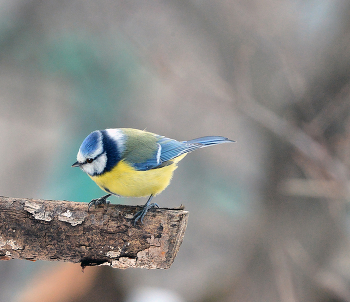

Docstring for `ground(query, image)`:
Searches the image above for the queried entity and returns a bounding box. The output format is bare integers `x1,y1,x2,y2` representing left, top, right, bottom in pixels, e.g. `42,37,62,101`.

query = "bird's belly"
90,159,181,197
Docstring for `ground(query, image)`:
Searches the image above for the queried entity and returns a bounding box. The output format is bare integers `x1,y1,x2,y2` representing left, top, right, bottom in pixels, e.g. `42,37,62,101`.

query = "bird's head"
72,130,107,176
72,129,124,176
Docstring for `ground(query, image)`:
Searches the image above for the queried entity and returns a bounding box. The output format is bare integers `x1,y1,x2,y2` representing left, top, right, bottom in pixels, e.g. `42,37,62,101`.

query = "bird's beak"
72,161,80,167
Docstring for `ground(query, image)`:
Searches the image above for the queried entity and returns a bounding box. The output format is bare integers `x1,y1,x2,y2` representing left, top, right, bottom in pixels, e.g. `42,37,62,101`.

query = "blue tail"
184,136,235,146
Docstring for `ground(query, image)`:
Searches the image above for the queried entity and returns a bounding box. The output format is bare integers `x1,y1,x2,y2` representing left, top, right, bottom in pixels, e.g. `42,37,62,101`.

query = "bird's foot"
133,203,159,225
88,194,112,212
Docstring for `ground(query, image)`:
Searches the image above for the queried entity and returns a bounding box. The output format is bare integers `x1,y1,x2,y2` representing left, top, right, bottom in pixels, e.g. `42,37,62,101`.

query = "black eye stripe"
84,152,105,164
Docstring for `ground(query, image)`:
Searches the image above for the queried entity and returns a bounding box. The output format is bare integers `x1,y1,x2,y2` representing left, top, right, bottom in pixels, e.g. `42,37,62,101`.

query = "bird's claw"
88,194,112,212
133,203,159,225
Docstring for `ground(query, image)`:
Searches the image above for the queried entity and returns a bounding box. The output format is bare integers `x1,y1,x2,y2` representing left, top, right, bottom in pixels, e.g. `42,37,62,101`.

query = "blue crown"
80,131,101,156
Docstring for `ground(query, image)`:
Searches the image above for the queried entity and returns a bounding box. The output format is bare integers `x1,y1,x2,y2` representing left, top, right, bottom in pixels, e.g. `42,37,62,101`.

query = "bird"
72,128,235,224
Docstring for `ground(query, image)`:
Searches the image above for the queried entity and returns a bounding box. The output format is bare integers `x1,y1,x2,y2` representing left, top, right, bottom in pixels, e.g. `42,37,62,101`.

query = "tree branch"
0,196,188,269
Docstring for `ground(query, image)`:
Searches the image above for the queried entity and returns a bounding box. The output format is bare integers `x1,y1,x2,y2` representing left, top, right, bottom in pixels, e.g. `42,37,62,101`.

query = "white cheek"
82,153,107,175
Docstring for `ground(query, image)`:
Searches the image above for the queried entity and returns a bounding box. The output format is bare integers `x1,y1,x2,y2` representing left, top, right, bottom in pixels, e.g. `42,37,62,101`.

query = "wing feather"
125,133,234,171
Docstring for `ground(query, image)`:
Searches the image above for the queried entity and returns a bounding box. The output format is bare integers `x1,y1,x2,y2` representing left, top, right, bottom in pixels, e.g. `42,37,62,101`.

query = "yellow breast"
90,154,186,197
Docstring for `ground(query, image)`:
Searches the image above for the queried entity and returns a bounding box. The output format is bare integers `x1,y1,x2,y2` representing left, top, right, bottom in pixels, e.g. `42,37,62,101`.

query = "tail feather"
184,136,235,146
155,135,235,166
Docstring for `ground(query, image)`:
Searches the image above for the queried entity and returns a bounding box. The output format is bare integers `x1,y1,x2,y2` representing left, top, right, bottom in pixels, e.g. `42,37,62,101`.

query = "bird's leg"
133,195,159,225
88,194,112,212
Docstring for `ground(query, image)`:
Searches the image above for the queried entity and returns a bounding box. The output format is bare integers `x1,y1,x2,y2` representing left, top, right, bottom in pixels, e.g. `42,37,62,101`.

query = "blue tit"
72,128,234,224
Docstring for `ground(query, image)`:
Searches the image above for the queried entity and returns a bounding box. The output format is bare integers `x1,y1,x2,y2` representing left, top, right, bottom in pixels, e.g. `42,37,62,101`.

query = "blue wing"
157,137,202,163
131,137,198,171
132,135,234,171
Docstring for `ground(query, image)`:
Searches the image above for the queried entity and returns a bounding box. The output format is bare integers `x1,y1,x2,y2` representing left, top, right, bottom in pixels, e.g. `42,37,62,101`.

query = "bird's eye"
86,158,93,163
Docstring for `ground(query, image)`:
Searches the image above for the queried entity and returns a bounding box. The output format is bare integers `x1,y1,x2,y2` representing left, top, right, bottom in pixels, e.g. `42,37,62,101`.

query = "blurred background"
1,0,350,301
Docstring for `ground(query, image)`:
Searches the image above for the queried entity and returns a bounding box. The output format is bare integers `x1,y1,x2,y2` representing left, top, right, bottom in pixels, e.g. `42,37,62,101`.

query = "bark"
0,196,188,269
